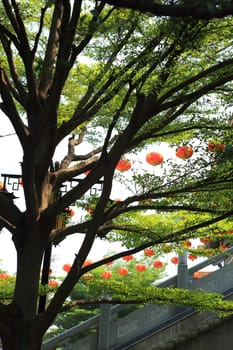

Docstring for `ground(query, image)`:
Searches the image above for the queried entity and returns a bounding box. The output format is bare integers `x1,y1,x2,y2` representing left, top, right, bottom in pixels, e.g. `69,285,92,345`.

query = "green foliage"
0,276,57,303
101,281,233,317
0,277,15,303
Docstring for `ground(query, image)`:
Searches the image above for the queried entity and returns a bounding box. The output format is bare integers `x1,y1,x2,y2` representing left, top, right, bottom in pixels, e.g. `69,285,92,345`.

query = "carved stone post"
98,302,112,350
177,252,188,289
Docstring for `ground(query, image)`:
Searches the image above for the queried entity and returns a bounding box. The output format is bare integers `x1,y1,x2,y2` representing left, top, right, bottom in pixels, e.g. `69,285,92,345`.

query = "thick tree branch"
59,134,85,169
0,68,28,148
0,34,27,107
31,6,47,59
0,23,21,52
2,1,42,125
101,0,233,20
54,155,99,187
38,1,63,99
47,0,81,116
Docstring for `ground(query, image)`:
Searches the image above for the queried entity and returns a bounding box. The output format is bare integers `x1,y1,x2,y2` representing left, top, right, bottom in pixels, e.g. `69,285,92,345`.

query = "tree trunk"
13,243,44,318
1,319,43,350
0,226,47,350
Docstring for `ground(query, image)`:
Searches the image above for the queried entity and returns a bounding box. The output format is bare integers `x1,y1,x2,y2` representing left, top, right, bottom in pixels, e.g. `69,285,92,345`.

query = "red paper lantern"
116,159,131,172
176,145,193,160
146,152,163,166
101,270,112,279
200,237,210,244
122,255,134,261
136,263,147,272
208,141,225,152
193,272,200,280
69,208,75,217
182,241,192,248
82,259,93,267
118,267,129,275
144,248,154,257
65,207,75,217
62,263,71,272
113,198,122,202
153,260,163,268
171,256,179,264
193,271,210,280
48,279,59,287
188,254,197,261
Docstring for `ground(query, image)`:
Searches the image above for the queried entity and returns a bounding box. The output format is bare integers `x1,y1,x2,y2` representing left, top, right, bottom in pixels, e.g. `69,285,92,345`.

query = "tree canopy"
0,1,233,349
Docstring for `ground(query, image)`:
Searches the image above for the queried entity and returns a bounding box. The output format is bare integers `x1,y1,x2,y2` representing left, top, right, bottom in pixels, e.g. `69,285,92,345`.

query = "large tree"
1,1,233,349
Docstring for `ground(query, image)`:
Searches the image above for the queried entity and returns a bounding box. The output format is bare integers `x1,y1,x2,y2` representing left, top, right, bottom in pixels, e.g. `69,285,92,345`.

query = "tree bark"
0,225,47,350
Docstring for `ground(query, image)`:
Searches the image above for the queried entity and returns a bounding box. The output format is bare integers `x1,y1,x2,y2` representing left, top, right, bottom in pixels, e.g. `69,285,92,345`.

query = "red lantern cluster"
118,267,129,275
176,145,193,160
116,159,132,172
136,263,147,272
101,270,112,279
153,260,163,268
146,152,163,166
